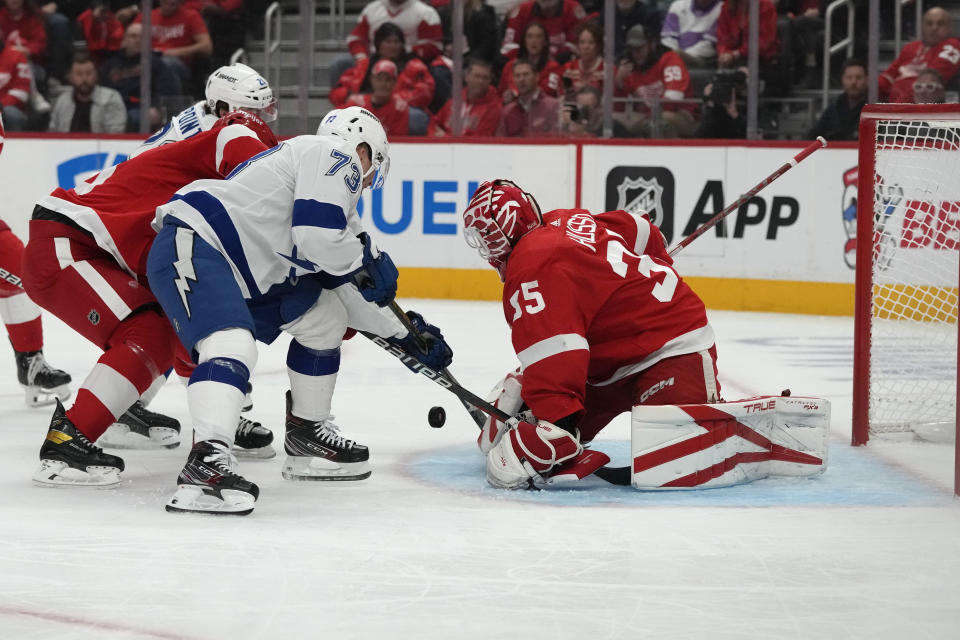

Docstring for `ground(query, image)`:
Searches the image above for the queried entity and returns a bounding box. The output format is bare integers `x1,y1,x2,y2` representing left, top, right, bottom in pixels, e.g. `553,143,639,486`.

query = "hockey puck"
428,406,446,428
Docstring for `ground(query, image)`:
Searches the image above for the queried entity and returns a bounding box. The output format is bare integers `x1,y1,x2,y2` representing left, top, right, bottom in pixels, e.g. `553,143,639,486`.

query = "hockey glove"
350,232,398,307
486,415,582,489
387,311,453,372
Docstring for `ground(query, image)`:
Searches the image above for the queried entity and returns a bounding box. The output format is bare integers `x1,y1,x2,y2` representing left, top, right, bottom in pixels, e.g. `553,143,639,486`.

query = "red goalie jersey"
502,208,715,424
36,123,268,277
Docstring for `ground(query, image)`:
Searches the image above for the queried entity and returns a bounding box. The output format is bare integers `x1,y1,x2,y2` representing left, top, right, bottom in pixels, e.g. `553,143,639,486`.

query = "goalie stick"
667,137,827,257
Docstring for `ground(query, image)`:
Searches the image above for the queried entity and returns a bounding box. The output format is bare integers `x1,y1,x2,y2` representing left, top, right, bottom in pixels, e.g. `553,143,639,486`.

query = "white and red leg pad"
486,419,582,489
478,369,524,454
630,396,829,489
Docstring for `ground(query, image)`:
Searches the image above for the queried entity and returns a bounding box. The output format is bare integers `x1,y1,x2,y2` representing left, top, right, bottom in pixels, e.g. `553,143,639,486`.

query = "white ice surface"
1,301,958,640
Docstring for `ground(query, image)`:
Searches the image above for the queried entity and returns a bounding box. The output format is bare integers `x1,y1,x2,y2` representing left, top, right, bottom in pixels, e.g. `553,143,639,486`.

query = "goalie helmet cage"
852,103,960,497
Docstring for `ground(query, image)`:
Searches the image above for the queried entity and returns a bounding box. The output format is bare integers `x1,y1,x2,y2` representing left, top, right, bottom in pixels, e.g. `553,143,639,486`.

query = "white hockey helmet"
205,63,278,122
317,106,390,190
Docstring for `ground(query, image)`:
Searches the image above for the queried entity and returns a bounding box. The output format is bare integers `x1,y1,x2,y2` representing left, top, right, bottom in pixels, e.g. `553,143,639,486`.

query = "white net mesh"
868,119,960,435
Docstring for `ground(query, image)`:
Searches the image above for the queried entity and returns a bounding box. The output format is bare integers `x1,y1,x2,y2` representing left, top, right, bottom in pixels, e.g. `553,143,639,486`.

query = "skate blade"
32,459,122,487
233,444,277,460
25,385,72,408
98,424,180,450
281,455,371,481
165,485,255,515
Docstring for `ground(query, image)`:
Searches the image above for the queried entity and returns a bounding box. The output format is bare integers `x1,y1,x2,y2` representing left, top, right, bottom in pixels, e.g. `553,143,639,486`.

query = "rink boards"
0,135,870,314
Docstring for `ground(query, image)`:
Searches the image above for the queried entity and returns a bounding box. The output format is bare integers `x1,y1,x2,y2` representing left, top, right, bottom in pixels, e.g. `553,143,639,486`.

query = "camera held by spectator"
707,68,747,107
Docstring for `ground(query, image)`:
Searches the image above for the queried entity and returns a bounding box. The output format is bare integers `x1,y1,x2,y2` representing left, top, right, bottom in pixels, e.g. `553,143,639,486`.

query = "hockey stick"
385,301,487,427
667,136,827,257
361,328,636,486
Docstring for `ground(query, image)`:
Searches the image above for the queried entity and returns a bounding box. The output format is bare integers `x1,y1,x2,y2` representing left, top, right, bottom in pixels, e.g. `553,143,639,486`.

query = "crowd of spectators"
333,0,960,140
0,0,248,133
1,0,958,138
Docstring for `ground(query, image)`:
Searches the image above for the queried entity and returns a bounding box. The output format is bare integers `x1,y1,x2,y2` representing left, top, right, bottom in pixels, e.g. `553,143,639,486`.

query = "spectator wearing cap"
614,23,695,138
561,20,604,100
912,67,947,104
499,22,562,103
716,0,780,69
331,21,435,134
807,57,865,141
660,0,722,68
602,0,661,59
345,58,412,136
497,57,559,136
880,7,960,103
48,56,126,133
431,57,502,136
501,0,587,62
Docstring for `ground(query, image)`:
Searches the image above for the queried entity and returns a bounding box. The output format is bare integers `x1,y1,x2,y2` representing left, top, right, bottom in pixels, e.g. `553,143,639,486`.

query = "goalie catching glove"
486,413,585,489
387,311,453,372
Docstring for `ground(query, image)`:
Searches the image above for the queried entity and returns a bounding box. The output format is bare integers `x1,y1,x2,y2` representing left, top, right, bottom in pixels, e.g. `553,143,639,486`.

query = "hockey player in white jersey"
146,107,453,515
131,62,277,158
101,62,278,455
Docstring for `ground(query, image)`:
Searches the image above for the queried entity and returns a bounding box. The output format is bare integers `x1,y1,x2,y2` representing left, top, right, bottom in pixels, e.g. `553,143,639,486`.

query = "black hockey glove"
350,232,398,307
388,311,453,372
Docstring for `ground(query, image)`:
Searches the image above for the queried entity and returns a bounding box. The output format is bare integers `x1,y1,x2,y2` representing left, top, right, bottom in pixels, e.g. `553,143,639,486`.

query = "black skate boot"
99,400,181,450
15,347,72,407
33,399,125,487
282,391,371,481
233,416,276,459
166,440,259,515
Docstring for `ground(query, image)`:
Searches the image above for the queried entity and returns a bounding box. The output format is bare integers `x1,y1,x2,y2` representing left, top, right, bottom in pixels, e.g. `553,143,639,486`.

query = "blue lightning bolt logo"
173,229,198,318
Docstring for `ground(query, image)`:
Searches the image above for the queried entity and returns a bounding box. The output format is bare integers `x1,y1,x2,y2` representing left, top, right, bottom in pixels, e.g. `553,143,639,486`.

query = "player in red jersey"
0,112,73,407
461,179,720,489
22,111,277,486
880,7,960,103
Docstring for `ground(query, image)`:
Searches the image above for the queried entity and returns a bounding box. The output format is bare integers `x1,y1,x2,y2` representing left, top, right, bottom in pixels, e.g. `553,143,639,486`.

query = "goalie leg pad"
630,396,829,489
486,419,582,489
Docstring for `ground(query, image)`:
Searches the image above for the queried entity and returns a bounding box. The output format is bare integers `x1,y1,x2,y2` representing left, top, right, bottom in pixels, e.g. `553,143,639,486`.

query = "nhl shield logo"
87,309,100,326
605,166,675,242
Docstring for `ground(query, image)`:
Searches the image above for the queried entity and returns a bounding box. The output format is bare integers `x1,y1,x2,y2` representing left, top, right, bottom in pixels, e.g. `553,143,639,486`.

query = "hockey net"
852,104,960,494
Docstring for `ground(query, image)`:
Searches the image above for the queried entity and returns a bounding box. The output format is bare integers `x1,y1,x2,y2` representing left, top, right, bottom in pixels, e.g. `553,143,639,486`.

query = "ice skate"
33,399,124,487
15,348,71,407
282,392,370,481
233,416,276,459
98,400,181,450
165,440,259,515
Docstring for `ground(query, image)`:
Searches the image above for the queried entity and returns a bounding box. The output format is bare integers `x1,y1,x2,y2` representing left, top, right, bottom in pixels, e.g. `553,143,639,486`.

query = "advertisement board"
1,135,868,313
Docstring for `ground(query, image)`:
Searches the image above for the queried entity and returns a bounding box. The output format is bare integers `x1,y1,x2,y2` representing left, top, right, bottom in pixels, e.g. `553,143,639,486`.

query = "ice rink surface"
1,301,958,639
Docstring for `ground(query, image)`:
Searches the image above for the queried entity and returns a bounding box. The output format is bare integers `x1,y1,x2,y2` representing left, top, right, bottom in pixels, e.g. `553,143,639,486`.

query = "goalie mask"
205,63,278,123
214,110,279,148
462,180,543,280
317,107,391,190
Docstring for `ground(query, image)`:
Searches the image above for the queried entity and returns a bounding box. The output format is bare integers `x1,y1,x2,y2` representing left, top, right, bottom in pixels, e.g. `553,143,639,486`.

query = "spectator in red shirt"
0,25,31,129
500,22,562,103
331,22,434,134
613,23,695,138
560,19,604,101
880,7,960,103
345,59,412,136
181,0,245,68
501,0,587,62
715,0,780,69
140,0,213,91
76,2,125,67
430,57,502,136
497,57,560,136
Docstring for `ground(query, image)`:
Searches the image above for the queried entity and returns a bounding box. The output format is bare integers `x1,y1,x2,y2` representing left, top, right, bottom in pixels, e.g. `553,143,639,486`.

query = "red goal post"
852,104,960,496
